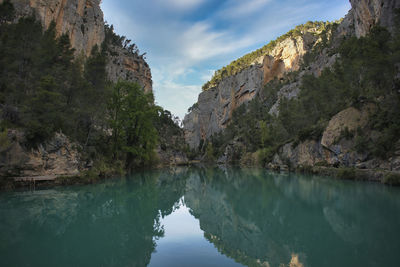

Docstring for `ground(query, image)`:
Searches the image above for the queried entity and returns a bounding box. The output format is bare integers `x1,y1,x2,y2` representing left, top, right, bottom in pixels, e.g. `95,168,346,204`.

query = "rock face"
3,0,105,56
184,0,400,152
184,34,317,149
0,130,82,178
269,105,400,172
106,45,153,94
350,0,400,37
3,0,153,92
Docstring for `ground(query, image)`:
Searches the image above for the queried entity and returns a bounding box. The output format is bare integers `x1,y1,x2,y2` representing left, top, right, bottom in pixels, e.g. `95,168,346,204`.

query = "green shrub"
382,173,400,186
0,129,10,151
314,160,330,167
336,168,356,180
257,147,277,166
296,165,314,174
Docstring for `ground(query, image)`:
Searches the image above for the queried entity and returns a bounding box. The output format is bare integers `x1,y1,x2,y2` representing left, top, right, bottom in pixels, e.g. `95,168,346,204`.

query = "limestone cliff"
2,0,153,92
184,0,399,151
0,130,83,179
184,32,319,149
106,45,153,94
350,0,400,37
2,0,104,56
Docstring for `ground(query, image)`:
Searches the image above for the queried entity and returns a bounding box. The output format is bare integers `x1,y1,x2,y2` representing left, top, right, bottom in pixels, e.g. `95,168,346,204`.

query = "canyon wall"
2,0,104,56
183,0,399,150
350,0,400,37
183,31,320,149
1,0,153,92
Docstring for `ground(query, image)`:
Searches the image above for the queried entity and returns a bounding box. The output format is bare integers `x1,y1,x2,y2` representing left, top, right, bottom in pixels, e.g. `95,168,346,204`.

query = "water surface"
0,167,399,266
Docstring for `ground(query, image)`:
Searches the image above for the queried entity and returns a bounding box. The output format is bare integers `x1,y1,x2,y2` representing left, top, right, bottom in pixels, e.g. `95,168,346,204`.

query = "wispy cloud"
219,0,273,18
160,0,207,10
101,0,351,120
180,22,254,62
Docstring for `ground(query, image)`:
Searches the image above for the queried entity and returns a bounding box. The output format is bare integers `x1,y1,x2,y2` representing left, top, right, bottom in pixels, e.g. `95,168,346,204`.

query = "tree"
0,0,14,24
109,81,159,170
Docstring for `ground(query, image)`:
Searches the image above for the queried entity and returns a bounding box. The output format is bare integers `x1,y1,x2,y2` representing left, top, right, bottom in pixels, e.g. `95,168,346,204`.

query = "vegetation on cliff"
205,24,400,166
0,1,182,178
202,21,340,91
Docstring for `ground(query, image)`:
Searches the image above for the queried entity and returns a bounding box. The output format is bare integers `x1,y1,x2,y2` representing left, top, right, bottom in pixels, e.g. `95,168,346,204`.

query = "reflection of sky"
149,198,243,266
101,0,351,120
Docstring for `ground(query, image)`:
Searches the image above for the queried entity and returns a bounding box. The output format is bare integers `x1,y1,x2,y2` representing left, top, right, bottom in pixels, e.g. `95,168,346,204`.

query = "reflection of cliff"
0,168,189,267
184,168,400,267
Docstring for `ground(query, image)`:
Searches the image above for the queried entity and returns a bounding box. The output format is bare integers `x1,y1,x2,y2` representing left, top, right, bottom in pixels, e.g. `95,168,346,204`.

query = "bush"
336,167,356,180
257,147,277,166
382,172,400,186
0,128,10,151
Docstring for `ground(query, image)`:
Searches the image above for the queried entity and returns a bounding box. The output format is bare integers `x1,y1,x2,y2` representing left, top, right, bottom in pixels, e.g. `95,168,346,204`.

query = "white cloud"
219,0,273,18
102,0,351,119
157,0,206,11
180,22,254,63
153,76,201,120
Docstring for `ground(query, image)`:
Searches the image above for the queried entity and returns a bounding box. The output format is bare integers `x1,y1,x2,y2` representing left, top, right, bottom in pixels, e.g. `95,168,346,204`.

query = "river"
0,167,399,266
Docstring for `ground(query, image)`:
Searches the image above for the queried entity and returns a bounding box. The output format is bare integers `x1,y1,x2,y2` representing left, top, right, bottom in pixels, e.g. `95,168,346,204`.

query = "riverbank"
2,161,400,191
269,165,400,186
0,160,194,191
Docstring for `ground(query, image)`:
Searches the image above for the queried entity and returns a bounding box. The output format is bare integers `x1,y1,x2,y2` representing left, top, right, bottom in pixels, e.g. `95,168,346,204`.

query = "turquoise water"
0,167,399,267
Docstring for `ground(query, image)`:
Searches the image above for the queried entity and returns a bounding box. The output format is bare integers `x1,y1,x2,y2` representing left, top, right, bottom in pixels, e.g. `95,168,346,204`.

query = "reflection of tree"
0,168,189,267
1,167,399,266
185,167,400,267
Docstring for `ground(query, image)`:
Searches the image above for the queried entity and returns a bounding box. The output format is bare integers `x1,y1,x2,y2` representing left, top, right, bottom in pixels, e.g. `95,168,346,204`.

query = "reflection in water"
184,167,400,267
0,168,188,267
0,167,399,267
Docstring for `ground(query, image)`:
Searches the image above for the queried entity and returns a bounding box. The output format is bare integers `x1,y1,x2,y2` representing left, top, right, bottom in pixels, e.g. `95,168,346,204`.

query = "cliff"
183,0,400,177
184,0,400,150
1,0,104,56
1,0,153,92
350,0,400,37
183,29,321,148
0,0,162,183
106,45,153,94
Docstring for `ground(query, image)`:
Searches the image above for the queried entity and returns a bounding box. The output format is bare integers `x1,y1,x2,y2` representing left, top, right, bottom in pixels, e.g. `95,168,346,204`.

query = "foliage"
0,4,184,175
0,0,14,24
382,172,400,186
108,81,159,170
0,128,10,151
336,168,356,180
202,21,340,91
205,142,215,162
207,24,400,164
155,109,186,153
104,23,139,54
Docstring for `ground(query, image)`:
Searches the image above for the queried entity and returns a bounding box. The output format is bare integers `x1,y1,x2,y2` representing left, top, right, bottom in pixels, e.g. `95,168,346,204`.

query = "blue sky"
101,0,351,120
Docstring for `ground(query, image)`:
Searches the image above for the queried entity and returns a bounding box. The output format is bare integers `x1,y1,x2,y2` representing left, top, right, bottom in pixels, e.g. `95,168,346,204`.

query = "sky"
101,0,351,120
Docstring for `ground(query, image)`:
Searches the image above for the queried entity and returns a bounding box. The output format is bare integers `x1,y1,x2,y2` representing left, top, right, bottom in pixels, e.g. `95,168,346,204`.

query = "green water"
0,168,399,267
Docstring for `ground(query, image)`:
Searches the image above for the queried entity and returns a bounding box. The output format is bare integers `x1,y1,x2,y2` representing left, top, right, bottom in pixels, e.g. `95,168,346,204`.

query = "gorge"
0,0,399,266
183,0,400,184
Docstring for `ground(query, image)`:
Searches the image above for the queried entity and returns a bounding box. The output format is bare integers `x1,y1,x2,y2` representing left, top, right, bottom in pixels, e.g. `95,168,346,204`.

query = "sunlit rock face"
2,0,105,56
183,34,317,149
183,0,400,150
2,0,153,93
